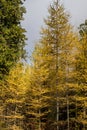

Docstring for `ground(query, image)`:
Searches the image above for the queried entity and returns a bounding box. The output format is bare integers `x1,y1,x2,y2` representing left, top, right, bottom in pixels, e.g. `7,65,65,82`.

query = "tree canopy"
0,0,87,130
0,0,26,79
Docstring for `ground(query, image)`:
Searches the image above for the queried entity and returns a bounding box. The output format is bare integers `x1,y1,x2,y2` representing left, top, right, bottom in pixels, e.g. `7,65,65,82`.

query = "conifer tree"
24,48,50,130
29,0,79,129
75,20,87,129
0,0,26,79
0,64,28,130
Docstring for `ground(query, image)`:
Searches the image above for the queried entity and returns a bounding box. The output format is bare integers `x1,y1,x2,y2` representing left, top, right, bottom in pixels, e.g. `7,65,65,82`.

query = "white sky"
22,0,87,61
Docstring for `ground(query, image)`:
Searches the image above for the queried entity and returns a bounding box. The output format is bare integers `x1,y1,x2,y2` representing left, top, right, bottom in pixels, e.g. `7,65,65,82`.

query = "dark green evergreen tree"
0,0,26,79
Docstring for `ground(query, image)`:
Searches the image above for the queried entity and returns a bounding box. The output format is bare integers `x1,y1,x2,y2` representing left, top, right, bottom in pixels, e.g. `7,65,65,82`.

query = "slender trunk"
67,95,69,130
83,100,86,130
56,46,59,130
14,105,17,126
65,61,69,130
75,98,78,130
55,1,60,129
39,109,41,130
56,96,59,130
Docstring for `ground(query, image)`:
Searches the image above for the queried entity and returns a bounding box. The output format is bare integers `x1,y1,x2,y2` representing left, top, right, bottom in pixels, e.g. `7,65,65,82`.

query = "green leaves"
0,0,26,79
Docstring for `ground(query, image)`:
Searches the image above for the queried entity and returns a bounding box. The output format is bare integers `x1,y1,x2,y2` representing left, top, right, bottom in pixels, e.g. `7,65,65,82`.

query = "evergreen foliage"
0,0,26,79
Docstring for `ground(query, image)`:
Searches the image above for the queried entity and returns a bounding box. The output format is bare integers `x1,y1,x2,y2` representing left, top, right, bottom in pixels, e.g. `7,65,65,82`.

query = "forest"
0,0,87,130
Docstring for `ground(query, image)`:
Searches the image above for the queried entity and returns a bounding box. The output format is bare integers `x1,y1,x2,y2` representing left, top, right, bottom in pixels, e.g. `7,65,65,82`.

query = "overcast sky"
22,0,87,60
